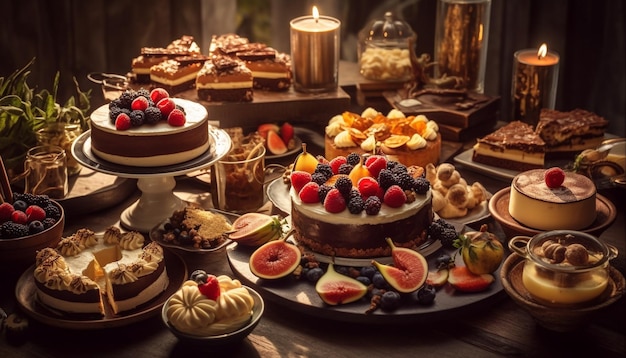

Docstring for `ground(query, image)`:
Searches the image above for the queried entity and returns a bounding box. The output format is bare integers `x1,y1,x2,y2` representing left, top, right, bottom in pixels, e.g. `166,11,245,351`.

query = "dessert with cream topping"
33,227,169,315
508,168,597,231
325,108,441,168
165,271,254,336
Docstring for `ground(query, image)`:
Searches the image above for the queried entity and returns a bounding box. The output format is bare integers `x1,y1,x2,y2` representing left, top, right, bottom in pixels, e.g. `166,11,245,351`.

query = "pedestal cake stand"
71,127,232,232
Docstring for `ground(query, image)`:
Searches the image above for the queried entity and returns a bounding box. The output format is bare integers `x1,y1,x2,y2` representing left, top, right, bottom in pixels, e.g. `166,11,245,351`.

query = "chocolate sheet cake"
536,109,609,153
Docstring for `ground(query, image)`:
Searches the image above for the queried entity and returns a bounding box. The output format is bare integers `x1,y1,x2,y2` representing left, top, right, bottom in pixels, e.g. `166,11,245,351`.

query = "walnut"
551,245,566,263
565,243,589,266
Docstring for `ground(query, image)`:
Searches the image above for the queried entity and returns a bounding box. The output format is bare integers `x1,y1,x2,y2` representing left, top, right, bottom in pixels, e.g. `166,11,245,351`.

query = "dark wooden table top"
1,118,624,358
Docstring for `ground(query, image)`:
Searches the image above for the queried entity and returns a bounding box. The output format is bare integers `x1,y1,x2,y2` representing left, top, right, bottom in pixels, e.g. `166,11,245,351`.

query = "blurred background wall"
1,0,624,136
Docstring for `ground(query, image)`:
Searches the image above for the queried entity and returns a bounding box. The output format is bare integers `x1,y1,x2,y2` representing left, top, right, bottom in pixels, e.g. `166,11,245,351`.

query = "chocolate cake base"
197,88,253,102
472,152,543,172
253,77,291,91
152,80,196,95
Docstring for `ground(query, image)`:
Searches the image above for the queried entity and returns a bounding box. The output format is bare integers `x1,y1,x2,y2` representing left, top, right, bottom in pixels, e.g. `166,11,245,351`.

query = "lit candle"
511,43,560,126
290,6,341,93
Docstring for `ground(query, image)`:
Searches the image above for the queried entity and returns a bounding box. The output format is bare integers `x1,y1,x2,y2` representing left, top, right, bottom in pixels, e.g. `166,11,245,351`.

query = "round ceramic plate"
266,135,302,160
149,208,238,254
162,286,264,346
15,249,187,330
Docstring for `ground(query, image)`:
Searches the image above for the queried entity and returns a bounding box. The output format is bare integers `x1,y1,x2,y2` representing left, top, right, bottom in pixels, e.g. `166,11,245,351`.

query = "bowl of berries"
0,193,65,273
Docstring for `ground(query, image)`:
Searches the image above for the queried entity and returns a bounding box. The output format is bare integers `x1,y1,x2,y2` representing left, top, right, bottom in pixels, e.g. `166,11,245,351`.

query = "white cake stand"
71,127,232,232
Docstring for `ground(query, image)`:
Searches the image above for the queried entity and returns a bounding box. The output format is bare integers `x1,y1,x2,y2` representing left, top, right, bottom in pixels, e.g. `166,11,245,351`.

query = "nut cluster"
540,236,590,265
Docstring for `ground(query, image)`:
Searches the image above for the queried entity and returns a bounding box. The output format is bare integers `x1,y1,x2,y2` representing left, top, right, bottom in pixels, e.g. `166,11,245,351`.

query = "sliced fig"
267,129,287,155
249,239,301,279
372,237,428,293
315,263,367,305
426,268,449,288
257,123,280,140
447,266,494,292
230,213,282,246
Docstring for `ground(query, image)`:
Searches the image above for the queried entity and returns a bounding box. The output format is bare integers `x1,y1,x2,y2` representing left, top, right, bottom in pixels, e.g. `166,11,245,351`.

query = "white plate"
453,148,518,181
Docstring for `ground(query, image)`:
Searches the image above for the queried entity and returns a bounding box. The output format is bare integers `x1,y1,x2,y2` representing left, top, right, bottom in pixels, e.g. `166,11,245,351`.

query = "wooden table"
1,123,624,358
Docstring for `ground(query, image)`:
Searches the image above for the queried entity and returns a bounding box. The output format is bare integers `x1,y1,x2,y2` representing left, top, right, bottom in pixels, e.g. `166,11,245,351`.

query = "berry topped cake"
325,108,441,168
289,152,433,258
90,87,210,167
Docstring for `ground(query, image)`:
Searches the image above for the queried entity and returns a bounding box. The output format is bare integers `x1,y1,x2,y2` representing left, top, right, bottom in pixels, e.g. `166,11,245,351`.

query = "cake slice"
131,35,201,83
150,56,208,94
472,121,545,171
243,50,292,91
196,55,253,102
536,108,609,154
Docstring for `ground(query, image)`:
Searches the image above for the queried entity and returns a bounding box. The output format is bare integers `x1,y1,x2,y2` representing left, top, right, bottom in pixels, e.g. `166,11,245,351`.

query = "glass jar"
509,230,618,306
358,11,417,82
36,123,83,176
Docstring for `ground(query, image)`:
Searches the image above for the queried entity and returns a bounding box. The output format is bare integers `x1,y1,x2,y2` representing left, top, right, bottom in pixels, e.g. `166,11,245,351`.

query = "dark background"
1,0,624,136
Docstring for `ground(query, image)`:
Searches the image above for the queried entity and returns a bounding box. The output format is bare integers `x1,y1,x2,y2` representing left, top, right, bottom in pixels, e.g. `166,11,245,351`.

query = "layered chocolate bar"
536,108,609,154
150,56,208,94
131,35,201,83
196,55,253,102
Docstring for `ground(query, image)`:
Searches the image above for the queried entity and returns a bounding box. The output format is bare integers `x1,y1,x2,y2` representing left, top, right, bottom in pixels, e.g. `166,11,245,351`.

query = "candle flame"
537,43,548,60
312,6,319,22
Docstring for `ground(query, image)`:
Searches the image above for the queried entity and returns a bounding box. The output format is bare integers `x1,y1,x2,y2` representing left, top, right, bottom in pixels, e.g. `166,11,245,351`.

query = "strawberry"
357,176,380,198
131,96,149,111
115,113,131,131
329,156,347,175
25,205,46,223
544,167,565,188
447,266,495,292
157,97,176,117
280,122,295,144
0,202,15,222
197,274,220,300
167,109,186,126
11,210,28,225
290,171,312,193
383,185,406,208
150,88,169,104
323,188,346,213
299,182,320,203
365,155,387,178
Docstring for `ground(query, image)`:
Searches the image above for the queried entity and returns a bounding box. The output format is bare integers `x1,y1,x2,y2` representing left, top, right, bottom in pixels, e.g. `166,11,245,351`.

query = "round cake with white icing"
508,169,597,230
89,98,209,167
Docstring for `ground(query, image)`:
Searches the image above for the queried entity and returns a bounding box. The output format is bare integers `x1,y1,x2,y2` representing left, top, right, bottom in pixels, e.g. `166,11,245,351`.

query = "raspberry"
25,205,46,222
329,156,347,175
0,202,15,222
144,106,162,124
197,275,220,300
157,97,176,117
167,109,186,126
131,96,149,111
299,182,320,203
365,155,387,178
364,196,382,215
357,177,380,198
150,88,169,104
544,167,565,188
383,185,406,208
115,113,131,130
11,210,28,224
323,188,346,213
290,171,312,193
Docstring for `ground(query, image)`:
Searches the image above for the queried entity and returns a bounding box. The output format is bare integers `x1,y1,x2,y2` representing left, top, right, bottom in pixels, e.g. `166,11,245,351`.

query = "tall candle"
511,44,560,126
290,7,341,93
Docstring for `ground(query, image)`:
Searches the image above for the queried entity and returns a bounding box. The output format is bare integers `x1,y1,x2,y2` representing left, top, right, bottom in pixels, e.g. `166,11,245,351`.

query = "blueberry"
190,269,208,283
435,253,452,268
417,284,437,305
359,265,377,279
306,267,324,283
356,276,371,286
372,272,390,289
28,220,45,234
334,265,350,276
13,200,27,212
379,291,402,311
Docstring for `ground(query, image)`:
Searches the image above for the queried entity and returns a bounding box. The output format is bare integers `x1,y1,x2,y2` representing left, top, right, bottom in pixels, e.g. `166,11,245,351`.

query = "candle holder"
511,47,560,126
434,0,491,93
290,11,341,93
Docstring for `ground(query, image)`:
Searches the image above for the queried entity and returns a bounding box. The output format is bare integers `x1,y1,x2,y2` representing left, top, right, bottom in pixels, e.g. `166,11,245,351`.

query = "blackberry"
314,163,333,181
13,193,49,207
144,106,162,124
337,163,353,175
129,110,145,127
377,169,396,190
0,222,30,239
347,194,364,214
311,172,327,185
109,98,122,110
334,176,352,197
435,218,456,231
42,217,57,229
136,88,151,99
117,90,135,109
318,184,333,202
390,163,408,175
395,172,415,191
44,204,61,220
439,228,459,249
109,106,130,123
346,153,361,166
364,196,382,215
413,177,430,194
